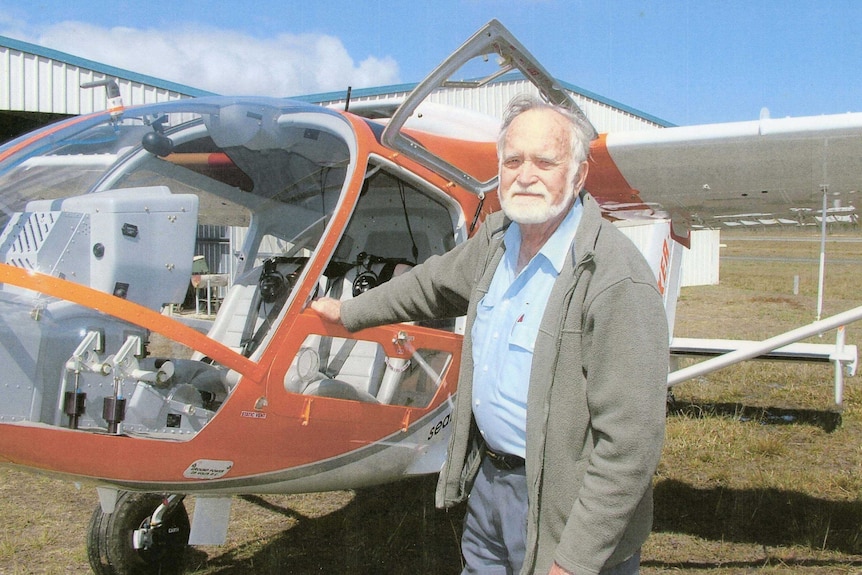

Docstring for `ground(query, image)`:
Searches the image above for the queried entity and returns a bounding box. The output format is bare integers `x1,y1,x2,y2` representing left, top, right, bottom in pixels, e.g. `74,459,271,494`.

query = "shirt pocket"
509,315,540,353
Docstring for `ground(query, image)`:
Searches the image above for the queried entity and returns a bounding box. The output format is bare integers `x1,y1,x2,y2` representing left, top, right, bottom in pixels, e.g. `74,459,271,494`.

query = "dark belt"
485,447,525,471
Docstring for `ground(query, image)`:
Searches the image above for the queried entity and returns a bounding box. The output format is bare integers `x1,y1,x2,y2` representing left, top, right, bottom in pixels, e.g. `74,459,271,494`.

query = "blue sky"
1,0,860,126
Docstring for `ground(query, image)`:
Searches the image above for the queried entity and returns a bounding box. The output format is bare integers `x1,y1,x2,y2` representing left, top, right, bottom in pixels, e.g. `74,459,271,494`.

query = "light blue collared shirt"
471,200,582,458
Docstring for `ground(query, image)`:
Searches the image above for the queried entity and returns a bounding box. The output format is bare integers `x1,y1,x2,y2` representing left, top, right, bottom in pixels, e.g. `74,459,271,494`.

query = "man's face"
498,108,580,225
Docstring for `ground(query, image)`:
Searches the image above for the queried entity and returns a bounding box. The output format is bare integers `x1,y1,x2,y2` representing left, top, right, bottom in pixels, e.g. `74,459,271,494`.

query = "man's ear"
574,160,589,191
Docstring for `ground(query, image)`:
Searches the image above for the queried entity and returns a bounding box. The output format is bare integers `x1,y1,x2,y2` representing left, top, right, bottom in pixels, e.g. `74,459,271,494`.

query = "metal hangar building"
0,34,726,289
0,34,670,144
0,34,719,287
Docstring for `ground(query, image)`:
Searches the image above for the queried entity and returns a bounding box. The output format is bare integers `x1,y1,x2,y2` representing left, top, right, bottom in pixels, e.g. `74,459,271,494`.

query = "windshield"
0,98,355,277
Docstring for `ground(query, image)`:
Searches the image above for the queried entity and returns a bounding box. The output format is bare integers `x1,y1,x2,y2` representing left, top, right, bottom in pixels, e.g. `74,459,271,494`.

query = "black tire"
86,491,190,575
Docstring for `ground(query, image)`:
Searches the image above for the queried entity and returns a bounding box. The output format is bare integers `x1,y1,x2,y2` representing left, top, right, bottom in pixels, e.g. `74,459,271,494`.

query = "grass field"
1,228,860,574
646,228,862,574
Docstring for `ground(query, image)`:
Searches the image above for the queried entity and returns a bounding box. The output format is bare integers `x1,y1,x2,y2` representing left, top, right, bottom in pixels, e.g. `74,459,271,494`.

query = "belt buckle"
485,448,522,471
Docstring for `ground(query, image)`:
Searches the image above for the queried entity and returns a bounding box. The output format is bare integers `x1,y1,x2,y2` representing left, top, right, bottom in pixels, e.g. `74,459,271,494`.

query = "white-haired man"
312,94,668,575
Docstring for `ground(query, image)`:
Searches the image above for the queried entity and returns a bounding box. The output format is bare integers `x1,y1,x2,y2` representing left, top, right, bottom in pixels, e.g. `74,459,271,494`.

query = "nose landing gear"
87,491,190,575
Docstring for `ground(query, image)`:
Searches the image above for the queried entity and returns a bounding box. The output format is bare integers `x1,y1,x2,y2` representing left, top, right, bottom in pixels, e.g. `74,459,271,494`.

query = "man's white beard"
500,187,573,225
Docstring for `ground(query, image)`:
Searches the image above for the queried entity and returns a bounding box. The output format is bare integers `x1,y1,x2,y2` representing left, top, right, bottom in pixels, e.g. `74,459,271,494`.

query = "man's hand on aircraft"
310,297,343,324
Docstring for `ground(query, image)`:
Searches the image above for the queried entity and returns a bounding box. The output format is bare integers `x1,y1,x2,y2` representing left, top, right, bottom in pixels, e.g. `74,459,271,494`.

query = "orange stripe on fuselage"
0,264,262,380
587,134,643,206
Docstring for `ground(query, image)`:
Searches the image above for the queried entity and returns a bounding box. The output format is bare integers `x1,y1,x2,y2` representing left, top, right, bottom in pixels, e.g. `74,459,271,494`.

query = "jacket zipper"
525,249,594,573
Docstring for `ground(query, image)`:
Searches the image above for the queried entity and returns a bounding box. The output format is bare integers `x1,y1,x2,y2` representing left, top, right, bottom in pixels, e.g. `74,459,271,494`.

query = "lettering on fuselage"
657,236,671,296
183,459,234,480
427,412,452,441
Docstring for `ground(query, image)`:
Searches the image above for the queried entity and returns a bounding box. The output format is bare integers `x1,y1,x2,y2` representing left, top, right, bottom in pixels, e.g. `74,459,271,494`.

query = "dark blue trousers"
460,457,641,574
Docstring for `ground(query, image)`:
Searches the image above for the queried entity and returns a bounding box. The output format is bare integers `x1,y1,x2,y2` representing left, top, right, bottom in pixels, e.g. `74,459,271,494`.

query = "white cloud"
7,21,400,96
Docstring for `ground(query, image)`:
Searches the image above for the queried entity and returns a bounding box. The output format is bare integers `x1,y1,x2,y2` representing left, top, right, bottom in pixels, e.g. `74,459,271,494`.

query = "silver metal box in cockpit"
0,186,199,310
0,186,199,425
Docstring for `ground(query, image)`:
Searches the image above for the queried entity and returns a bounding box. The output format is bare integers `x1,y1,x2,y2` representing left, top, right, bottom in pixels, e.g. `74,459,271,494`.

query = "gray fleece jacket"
341,191,668,575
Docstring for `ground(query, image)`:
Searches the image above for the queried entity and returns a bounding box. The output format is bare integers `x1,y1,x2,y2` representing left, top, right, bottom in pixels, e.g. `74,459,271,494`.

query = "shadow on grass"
643,557,862,571
652,479,862,556
182,421,854,573
667,398,843,432
186,475,466,575
186,475,862,574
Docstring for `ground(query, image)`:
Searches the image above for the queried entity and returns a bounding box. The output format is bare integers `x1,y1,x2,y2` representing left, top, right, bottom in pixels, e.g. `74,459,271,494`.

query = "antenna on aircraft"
81,79,124,121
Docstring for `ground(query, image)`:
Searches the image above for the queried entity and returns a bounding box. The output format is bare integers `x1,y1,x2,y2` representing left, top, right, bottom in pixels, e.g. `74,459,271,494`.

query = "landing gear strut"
87,491,190,575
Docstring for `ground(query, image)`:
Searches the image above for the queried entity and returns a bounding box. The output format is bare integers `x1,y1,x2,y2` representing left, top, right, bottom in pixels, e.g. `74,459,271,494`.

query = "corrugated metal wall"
681,229,720,286
620,225,720,288
196,225,232,274
427,79,665,133
314,78,665,134
0,39,199,115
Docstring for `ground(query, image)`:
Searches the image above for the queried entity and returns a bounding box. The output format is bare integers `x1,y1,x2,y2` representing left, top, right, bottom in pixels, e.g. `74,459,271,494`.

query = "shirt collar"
504,196,583,274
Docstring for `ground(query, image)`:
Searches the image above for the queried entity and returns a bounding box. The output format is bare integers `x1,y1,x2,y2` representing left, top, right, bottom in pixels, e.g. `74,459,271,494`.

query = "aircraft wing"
592,112,862,228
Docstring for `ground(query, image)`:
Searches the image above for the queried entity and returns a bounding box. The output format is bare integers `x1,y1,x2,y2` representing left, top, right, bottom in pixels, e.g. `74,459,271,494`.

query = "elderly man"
312,94,668,575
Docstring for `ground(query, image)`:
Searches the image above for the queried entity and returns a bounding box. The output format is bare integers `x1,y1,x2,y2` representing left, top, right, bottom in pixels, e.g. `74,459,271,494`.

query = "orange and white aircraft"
0,19,858,574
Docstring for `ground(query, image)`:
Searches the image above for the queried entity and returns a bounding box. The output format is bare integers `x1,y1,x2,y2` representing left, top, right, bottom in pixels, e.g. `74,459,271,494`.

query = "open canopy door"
381,19,597,197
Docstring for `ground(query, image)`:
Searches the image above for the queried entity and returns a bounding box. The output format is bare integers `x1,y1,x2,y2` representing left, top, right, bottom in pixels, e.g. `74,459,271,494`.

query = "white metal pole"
835,325,846,406
817,185,828,322
668,305,862,388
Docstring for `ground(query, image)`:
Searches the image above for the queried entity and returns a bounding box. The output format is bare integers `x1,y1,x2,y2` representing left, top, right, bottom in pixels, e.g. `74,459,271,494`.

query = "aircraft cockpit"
0,96,460,439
